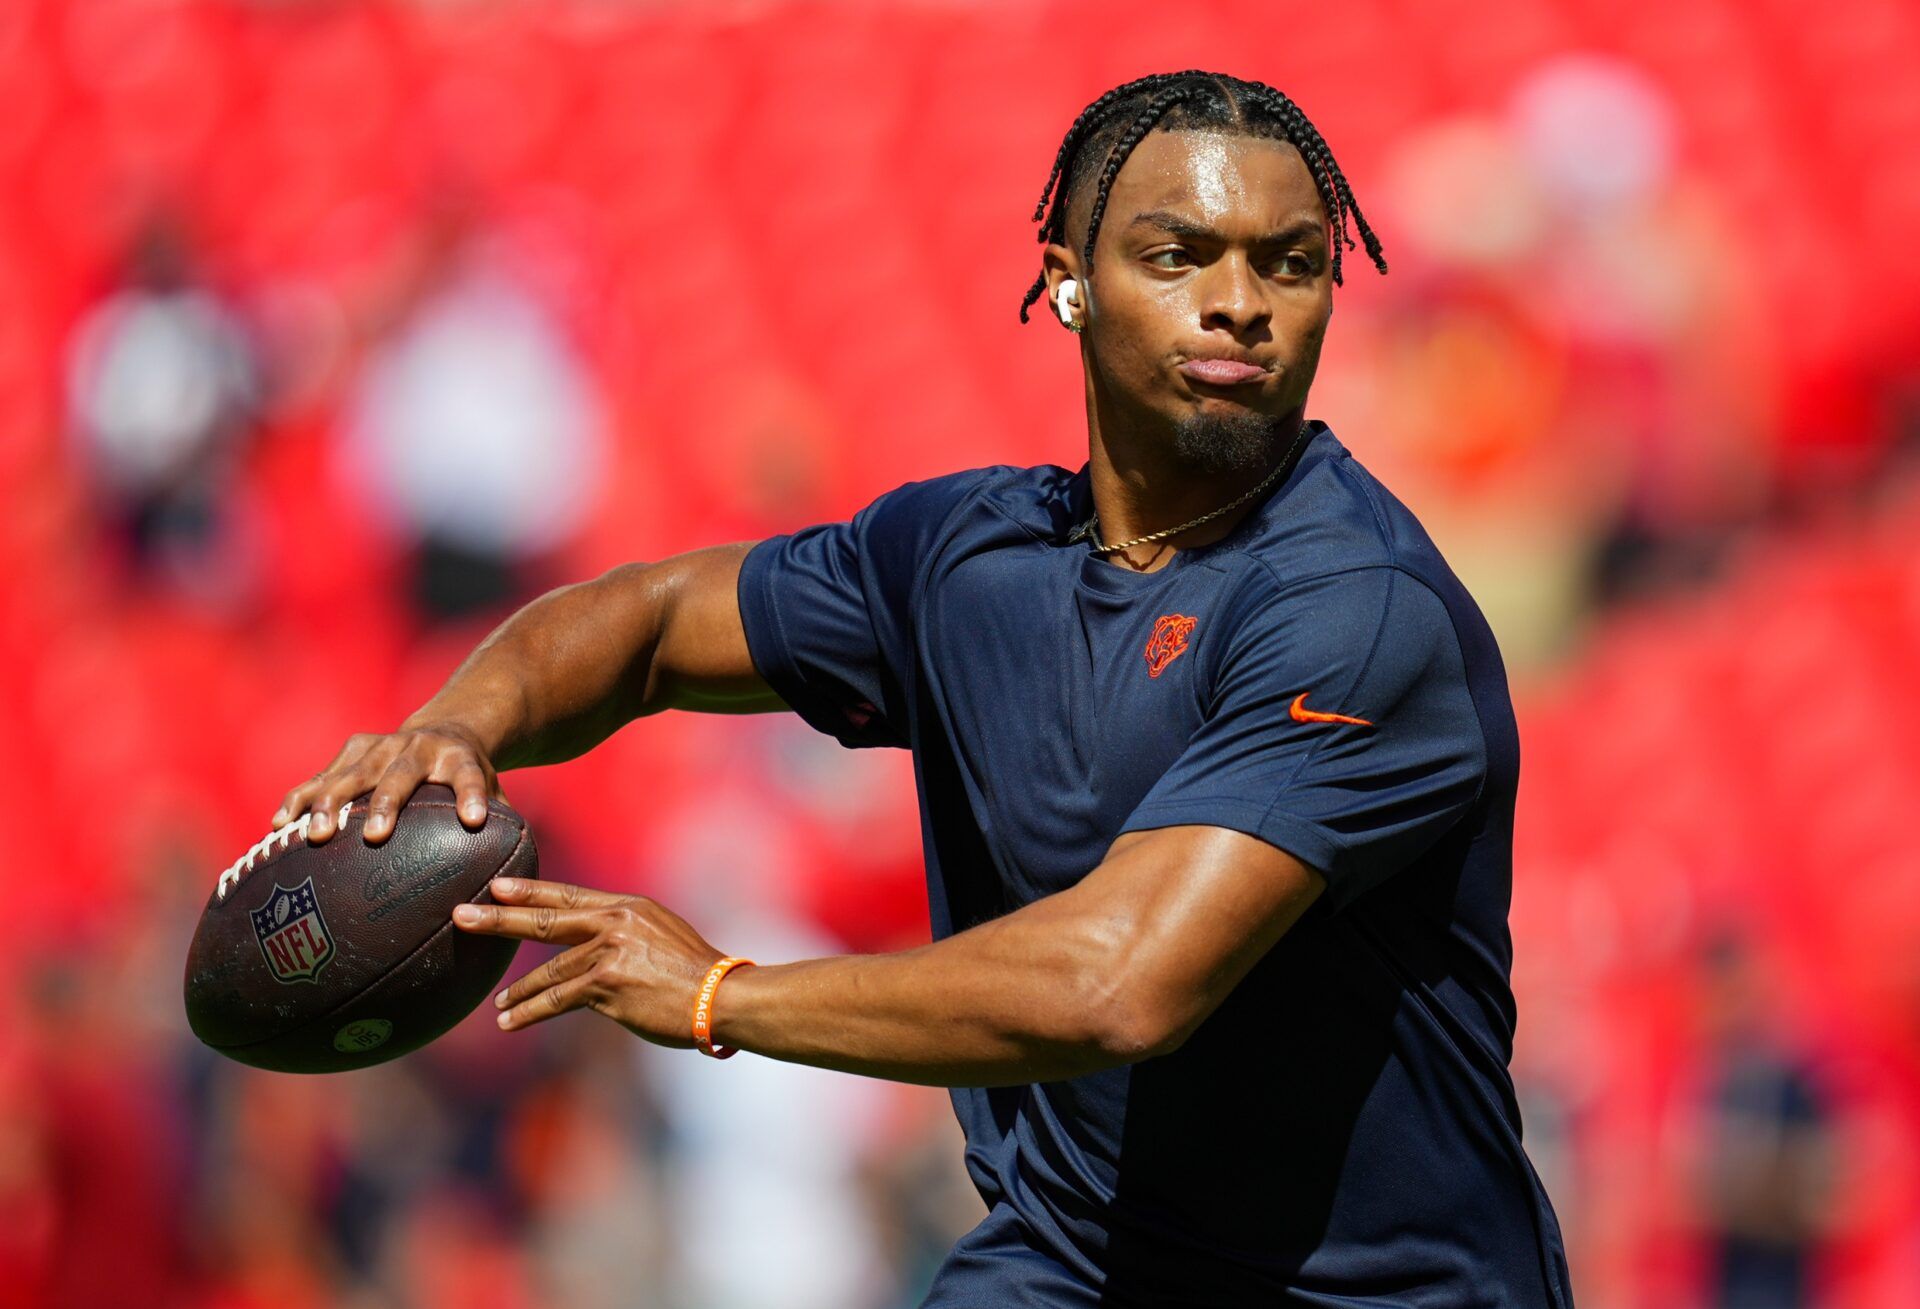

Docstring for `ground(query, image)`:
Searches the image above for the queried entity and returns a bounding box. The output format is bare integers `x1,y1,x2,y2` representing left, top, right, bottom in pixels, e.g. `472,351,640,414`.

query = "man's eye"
1146,249,1193,268
1274,253,1313,276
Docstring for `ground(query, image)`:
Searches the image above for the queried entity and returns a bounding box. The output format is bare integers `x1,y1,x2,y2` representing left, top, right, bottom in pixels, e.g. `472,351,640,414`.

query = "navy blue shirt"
736,423,1575,1308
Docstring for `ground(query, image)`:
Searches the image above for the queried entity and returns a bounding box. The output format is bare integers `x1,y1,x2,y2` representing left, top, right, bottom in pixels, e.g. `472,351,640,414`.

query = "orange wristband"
691,956,754,1059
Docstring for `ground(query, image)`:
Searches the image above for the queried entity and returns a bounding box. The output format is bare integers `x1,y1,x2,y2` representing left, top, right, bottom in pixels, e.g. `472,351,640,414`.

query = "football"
183,784,538,1073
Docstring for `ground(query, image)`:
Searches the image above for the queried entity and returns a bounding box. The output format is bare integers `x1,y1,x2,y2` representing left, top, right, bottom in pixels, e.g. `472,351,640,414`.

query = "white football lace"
216,803,352,902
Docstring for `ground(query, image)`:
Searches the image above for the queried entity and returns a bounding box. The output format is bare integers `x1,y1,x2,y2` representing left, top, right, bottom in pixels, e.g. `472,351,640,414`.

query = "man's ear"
1042,243,1083,318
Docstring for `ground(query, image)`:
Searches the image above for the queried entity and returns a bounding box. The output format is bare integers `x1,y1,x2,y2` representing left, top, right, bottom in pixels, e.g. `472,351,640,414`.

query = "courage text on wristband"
691,955,755,1059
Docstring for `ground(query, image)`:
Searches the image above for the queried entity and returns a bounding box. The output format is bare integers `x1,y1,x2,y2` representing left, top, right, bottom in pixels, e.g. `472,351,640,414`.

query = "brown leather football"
183,784,538,1073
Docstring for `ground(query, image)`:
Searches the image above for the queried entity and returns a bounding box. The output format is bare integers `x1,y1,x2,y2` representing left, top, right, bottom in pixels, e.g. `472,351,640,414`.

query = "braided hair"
1018,71,1388,323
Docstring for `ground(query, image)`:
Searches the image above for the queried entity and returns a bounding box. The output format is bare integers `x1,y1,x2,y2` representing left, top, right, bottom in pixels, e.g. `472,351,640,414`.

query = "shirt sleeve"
735,469,994,750
1118,565,1488,914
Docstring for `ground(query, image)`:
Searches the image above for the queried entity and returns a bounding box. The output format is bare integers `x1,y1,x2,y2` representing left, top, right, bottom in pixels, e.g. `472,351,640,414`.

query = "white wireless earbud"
1055,278,1079,326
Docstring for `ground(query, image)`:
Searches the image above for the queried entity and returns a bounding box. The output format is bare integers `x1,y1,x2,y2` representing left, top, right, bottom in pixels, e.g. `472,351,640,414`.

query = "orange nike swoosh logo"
1290,693,1374,727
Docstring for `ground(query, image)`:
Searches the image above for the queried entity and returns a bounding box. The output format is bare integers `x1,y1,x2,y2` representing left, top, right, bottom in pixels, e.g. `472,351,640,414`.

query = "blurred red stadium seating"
2,1,1919,1305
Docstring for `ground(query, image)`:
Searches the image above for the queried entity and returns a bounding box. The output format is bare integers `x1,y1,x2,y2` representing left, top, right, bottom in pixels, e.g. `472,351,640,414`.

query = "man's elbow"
1087,981,1195,1064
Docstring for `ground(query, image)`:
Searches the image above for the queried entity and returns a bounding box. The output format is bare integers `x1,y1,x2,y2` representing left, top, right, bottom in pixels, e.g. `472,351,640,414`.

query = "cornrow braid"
1027,69,1218,229
1018,71,1388,323
1077,83,1205,276
1018,71,1210,319
1242,84,1386,283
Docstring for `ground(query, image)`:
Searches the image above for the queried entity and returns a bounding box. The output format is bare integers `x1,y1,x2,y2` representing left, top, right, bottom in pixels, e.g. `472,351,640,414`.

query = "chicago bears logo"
250,877,337,985
1143,613,1197,678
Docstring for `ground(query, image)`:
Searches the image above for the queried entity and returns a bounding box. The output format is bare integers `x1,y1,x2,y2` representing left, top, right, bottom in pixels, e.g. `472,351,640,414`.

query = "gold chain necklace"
1073,418,1311,556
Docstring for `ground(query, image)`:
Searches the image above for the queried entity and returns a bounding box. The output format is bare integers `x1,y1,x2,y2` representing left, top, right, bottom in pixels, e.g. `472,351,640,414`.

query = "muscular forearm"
709,881,1153,1087
398,545,773,771
275,544,773,843
277,561,697,840
470,830,1320,1087
400,564,668,769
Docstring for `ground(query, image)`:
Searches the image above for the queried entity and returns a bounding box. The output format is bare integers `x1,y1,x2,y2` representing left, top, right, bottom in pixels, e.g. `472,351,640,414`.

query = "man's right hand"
272,723,501,846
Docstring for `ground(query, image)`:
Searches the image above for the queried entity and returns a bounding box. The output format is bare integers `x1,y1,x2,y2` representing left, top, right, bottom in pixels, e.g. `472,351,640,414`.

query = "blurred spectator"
23,958,194,1309
1508,56,1775,606
507,1027,671,1309
64,210,261,605
638,784,901,1309
338,202,606,625
1359,53,1775,664
1694,932,1840,1309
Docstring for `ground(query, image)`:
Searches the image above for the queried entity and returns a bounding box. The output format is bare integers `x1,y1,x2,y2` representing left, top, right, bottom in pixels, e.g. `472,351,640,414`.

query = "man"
276,71,1575,1307
66,210,260,601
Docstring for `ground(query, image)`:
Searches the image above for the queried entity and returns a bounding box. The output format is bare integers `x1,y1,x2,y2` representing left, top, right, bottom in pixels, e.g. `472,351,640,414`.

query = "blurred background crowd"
2,1,1919,1306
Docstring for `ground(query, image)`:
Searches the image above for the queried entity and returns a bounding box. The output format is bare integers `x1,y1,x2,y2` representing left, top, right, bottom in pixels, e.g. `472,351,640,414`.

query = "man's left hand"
452,878,727,1045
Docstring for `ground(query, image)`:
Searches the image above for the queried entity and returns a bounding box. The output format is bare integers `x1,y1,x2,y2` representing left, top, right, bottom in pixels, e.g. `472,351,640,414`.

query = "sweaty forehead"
1073,128,1325,251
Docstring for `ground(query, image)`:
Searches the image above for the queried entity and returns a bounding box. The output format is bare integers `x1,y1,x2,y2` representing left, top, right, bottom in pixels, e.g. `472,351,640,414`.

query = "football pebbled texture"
184,784,538,1073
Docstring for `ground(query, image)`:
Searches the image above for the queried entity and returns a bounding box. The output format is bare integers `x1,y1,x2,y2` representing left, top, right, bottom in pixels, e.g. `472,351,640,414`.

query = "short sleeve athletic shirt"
735,423,1576,1309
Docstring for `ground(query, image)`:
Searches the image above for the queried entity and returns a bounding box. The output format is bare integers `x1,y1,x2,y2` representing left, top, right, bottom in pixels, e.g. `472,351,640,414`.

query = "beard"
1169,407,1294,476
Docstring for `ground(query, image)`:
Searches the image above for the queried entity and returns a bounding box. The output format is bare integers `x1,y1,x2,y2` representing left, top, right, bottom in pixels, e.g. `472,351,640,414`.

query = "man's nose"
1199,253,1270,334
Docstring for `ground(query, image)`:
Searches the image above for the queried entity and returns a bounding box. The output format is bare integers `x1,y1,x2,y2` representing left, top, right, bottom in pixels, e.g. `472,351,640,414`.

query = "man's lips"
1179,359,1269,386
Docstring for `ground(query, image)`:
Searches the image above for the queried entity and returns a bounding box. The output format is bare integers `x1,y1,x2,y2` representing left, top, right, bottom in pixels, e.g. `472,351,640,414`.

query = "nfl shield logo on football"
250,877,338,985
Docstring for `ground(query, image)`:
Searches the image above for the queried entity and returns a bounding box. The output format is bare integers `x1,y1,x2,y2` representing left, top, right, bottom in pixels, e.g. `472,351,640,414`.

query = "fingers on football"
362,752,430,845
495,942,596,1017
490,878,629,911
274,733,386,841
447,758,494,829
274,743,354,826
312,735,407,843
452,902,599,944
272,778,317,831
359,733,496,842
498,970,601,1031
